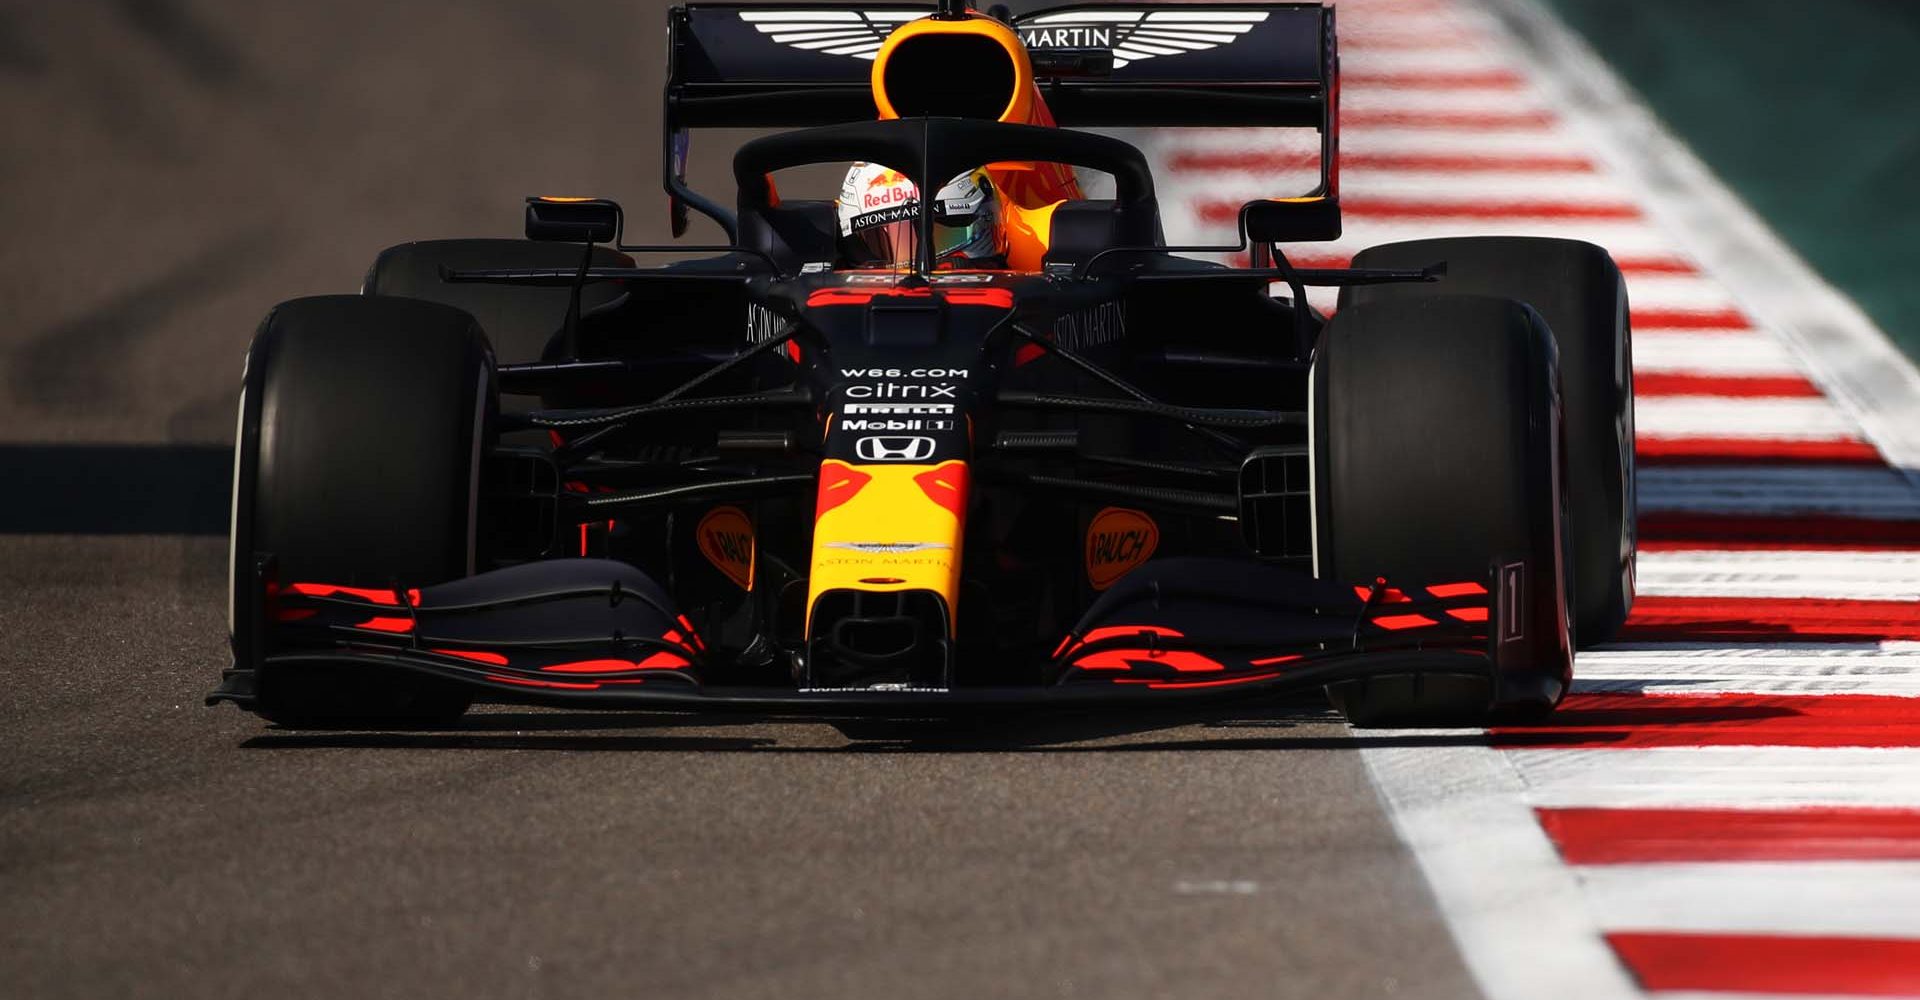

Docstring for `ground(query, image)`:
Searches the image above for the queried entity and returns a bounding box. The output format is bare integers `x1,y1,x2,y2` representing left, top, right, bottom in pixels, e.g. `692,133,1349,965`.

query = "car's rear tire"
1341,237,1635,646
1312,294,1574,726
363,238,633,364
231,295,495,726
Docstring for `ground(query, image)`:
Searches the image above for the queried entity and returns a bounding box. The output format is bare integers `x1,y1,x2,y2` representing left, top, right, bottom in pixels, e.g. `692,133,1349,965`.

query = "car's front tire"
1312,294,1574,726
1343,237,1635,646
230,295,495,726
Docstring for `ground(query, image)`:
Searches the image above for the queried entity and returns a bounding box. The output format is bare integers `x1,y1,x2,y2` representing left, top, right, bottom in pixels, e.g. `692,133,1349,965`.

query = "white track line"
1575,862,1920,937
1636,550,1920,601
1359,744,1644,999
1632,333,1804,377
1633,397,1860,442
1612,275,1741,313
1511,747,1920,810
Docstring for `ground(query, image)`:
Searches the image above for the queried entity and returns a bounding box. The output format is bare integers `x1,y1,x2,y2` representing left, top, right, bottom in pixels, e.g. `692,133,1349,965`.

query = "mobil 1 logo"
840,402,956,432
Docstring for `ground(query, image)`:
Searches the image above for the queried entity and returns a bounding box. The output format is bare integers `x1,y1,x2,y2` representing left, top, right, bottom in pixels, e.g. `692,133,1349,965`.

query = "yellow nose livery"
806,459,969,636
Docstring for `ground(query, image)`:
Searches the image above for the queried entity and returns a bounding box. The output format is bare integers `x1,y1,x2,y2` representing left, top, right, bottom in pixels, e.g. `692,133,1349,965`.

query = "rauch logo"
697,506,755,590
1085,507,1158,590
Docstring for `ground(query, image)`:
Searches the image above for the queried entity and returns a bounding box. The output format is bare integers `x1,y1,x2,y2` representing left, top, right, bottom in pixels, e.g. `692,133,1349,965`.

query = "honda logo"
855,435,936,462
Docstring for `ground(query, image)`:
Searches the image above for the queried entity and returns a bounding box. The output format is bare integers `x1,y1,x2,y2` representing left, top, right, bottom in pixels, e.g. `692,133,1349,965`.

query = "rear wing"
663,2,1339,237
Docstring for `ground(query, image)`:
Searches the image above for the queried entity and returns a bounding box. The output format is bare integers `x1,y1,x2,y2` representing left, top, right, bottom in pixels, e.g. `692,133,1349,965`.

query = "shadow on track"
0,444,228,533
237,698,1493,754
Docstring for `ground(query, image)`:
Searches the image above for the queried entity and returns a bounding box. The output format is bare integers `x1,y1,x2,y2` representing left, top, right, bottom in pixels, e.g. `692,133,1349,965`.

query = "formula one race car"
211,0,1635,727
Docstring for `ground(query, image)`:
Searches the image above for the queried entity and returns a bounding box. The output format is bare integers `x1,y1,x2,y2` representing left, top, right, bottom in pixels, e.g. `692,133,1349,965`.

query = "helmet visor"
849,218,993,267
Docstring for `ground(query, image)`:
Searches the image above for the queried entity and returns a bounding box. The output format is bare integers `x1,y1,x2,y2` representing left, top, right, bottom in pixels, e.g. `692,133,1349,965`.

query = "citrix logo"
843,384,957,400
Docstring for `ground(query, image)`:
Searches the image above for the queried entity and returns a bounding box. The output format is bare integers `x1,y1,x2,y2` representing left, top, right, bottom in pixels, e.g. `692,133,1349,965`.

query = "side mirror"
1242,196,1341,244
525,196,622,244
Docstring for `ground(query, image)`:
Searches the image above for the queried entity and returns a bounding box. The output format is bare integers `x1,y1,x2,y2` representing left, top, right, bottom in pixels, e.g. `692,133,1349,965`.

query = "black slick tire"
1341,237,1634,646
230,294,495,726
1313,294,1574,726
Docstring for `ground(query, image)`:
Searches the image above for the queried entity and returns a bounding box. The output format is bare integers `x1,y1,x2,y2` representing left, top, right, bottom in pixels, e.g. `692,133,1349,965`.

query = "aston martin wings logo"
739,9,926,61
1016,9,1271,68
739,9,1271,68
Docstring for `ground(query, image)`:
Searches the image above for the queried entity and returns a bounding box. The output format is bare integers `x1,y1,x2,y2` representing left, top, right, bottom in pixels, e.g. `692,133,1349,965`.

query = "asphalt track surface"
0,4,1476,998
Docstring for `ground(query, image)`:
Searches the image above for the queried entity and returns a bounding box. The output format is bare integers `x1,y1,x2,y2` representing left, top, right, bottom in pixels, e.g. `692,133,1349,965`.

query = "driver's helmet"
836,163,1007,267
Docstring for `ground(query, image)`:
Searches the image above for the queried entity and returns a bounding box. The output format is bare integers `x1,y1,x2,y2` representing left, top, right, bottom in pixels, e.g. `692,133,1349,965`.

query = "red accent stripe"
540,653,690,673
354,616,414,634
1071,626,1226,674
1539,806,1920,863
1339,109,1557,129
1168,150,1594,174
913,461,969,519
1633,372,1823,397
1607,932,1920,996
285,583,405,606
1353,584,1415,603
1371,613,1439,630
1640,513,1920,547
1493,693,1920,749
1199,197,1638,224
1632,307,1752,330
1616,596,1920,642
1343,69,1527,90
1635,437,1882,465
806,287,1012,309
815,462,875,520
431,649,509,666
